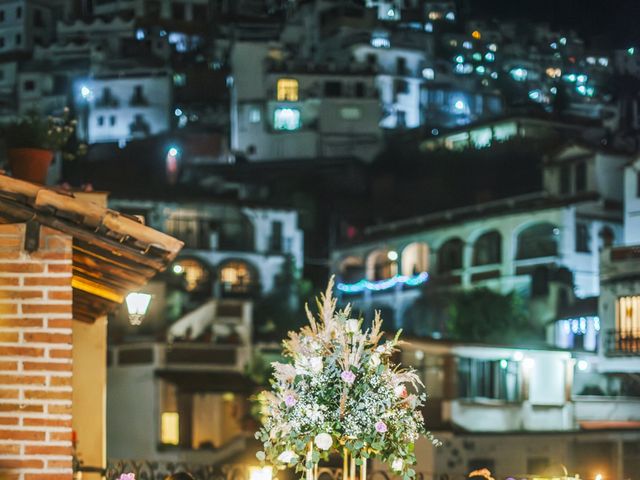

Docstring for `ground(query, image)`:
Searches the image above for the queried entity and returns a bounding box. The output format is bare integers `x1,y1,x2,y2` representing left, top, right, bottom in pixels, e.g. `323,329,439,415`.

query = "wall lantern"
125,292,152,326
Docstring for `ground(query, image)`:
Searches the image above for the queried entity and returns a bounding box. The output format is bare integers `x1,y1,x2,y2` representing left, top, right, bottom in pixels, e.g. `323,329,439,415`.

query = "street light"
125,292,152,326
80,85,92,100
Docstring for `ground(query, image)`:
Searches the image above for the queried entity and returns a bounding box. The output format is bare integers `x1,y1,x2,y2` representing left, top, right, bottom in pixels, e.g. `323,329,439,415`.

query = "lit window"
472,52,482,61
454,55,464,63
219,261,254,293
449,39,458,47
161,412,179,445
471,30,481,39
424,22,433,32
173,73,186,86
276,78,298,101
445,11,455,21
371,37,391,48
171,258,210,291
428,11,442,20
476,66,485,74
462,41,472,49
586,56,596,65
546,67,561,78
485,52,495,62
615,296,640,353
627,47,635,55
598,57,608,67
273,108,301,130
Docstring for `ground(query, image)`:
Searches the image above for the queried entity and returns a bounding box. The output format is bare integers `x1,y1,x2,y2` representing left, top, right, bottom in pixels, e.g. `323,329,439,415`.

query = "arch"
473,230,502,266
171,256,213,292
366,249,396,281
218,259,258,295
437,238,463,274
339,255,365,283
401,242,430,276
516,222,559,260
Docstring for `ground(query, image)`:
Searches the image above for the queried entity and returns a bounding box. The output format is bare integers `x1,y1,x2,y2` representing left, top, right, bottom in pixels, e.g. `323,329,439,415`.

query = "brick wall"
0,224,73,480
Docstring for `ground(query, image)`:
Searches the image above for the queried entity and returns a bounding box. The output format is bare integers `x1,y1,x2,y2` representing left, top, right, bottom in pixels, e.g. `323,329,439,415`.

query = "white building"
331,143,626,329
74,65,172,145
395,339,640,480
108,197,304,299
92,0,210,21
230,41,382,162
0,0,65,54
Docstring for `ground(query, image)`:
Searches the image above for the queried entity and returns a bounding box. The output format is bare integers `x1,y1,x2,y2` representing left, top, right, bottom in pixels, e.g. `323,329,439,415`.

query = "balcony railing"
604,329,640,356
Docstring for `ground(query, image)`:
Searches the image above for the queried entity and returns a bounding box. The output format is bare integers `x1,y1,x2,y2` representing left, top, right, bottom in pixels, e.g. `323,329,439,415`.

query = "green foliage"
406,283,540,344
1,110,76,153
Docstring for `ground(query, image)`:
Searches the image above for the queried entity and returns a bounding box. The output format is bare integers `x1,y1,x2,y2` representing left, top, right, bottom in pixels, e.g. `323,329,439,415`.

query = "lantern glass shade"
125,292,152,325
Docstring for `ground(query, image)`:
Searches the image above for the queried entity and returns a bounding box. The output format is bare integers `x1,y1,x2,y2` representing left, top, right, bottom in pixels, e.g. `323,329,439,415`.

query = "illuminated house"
108,196,304,299
394,339,640,480
331,143,627,330
230,41,382,162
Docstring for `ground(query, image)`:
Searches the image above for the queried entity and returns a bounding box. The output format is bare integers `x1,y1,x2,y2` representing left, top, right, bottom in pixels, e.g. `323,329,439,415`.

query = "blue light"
336,272,429,294
424,22,433,32
510,67,528,82
445,11,455,21
485,52,495,62
174,108,183,117
80,85,91,99
168,147,179,157
455,55,464,63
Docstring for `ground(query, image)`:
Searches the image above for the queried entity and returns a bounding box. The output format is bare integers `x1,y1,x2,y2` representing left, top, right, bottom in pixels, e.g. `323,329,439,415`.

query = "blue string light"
337,272,429,294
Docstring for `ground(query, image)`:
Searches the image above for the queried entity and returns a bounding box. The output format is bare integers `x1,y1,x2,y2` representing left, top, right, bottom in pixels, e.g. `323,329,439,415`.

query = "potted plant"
1,109,76,184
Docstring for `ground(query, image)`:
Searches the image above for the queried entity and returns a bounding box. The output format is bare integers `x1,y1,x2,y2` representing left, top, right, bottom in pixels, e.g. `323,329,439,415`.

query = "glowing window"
471,30,481,39
509,67,528,82
493,122,517,142
274,108,301,130
172,258,210,292
276,78,298,101
161,412,179,445
422,67,435,79
340,107,362,120
470,128,492,148
219,261,254,293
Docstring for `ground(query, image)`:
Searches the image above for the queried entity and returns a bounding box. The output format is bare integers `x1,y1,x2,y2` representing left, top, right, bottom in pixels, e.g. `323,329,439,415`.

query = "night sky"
465,0,639,49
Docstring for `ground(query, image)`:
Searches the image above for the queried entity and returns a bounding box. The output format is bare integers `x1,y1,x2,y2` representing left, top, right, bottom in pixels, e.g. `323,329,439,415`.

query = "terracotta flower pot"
7,148,54,184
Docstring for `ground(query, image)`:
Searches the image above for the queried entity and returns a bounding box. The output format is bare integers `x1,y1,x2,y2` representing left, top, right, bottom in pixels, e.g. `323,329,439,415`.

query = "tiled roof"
0,174,183,322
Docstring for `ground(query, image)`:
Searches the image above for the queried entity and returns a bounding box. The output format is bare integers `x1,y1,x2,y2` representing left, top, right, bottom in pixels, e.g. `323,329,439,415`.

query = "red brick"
0,304,18,315
0,459,44,469
0,225,24,235
23,277,70,287
24,417,72,428
49,376,71,387
0,388,19,399
47,404,71,415
48,431,72,442
23,333,72,345
0,278,19,286
0,444,20,454
46,320,72,329
25,445,72,456
30,252,72,261
0,346,44,357
47,460,72,469
0,331,19,342
0,290,43,300
49,350,71,359
47,265,72,274
0,416,18,425
21,305,71,314
0,429,46,441
0,361,18,370
24,362,71,372
0,375,46,386
0,263,44,273
47,290,72,301
24,390,71,401
25,475,72,480
0,403,43,413
0,318,43,328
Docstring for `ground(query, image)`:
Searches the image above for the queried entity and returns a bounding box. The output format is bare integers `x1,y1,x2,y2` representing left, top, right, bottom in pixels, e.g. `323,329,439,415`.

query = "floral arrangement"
256,278,438,480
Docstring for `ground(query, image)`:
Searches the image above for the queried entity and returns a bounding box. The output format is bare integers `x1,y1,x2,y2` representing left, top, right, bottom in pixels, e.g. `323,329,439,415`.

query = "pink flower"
284,393,296,407
119,474,135,480
375,421,387,433
341,370,356,384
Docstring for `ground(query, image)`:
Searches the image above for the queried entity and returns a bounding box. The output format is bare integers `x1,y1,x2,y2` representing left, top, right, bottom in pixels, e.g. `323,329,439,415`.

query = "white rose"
278,450,297,463
394,384,407,397
310,357,323,373
391,458,404,472
346,319,359,333
369,353,381,367
314,433,333,451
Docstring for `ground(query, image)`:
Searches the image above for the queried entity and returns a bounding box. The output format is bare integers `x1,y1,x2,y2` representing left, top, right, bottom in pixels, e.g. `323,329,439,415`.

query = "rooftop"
0,174,183,322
